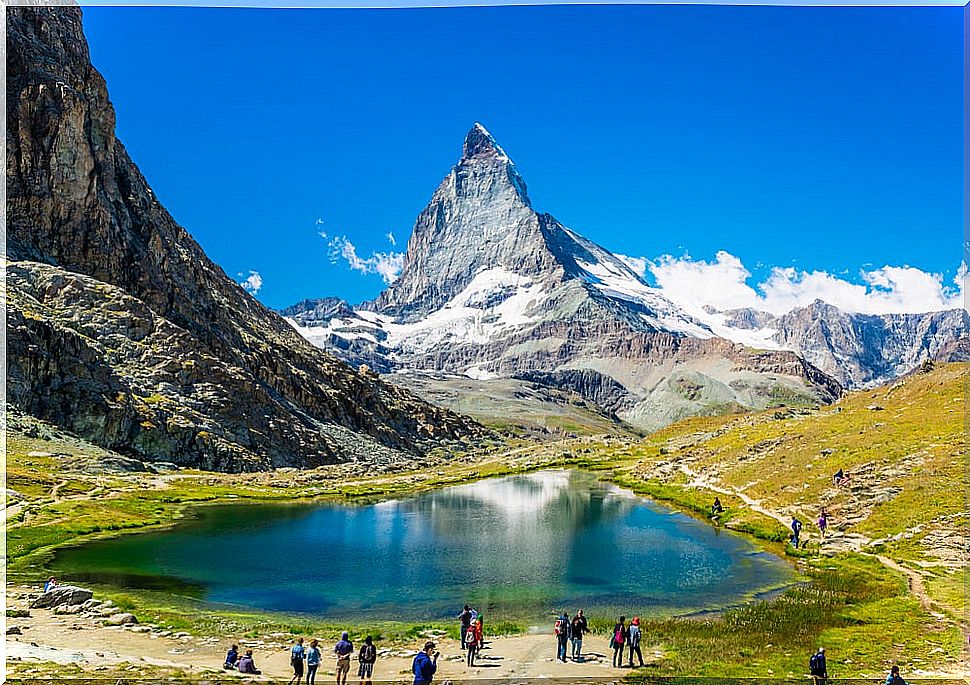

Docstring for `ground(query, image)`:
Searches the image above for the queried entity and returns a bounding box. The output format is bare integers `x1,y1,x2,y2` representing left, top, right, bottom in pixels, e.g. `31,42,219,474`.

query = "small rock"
106,612,138,626
7,626,22,635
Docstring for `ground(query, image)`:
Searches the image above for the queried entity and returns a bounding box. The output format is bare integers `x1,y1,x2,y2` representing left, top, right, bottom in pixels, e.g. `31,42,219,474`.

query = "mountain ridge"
6,6,486,471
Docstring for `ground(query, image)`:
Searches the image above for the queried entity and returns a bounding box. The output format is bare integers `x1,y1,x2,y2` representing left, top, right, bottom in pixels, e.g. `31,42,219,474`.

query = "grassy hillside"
595,361,966,677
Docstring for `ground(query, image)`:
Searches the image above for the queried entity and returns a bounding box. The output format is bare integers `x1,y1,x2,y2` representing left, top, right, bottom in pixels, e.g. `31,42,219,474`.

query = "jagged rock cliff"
718,301,969,388
5,6,485,471
287,124,844,431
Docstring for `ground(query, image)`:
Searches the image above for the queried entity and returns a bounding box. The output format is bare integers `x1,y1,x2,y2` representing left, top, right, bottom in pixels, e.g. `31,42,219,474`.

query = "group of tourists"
225,633,377,685
223,645,261,675
552,609,589,662
457,604,486,666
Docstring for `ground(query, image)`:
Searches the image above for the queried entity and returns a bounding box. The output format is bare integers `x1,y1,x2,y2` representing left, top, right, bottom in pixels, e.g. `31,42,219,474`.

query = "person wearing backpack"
288,637,306,685
464,619,480,666
554,611,570,662
627,616,645,667
885,665,908,685
357,635,377,685
809,647,827,685
610,616,627,667
569,610,588,661
791,516,804,548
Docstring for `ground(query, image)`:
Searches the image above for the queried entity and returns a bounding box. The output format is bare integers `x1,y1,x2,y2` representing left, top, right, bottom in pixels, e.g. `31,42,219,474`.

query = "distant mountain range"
6,6,484,471
284,124,928,431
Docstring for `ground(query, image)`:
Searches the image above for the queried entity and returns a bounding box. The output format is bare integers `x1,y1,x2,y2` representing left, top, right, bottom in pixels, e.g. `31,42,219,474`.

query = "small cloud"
326,234,404,285
239,270,263,295
386,231,397,247
315,218,325,225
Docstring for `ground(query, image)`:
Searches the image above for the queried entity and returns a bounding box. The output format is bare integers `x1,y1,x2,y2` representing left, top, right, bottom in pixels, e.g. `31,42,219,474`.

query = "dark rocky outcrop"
6,6,485,470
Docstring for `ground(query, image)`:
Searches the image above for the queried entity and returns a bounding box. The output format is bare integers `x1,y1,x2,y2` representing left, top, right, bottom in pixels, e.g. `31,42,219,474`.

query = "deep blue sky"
82,5,961,309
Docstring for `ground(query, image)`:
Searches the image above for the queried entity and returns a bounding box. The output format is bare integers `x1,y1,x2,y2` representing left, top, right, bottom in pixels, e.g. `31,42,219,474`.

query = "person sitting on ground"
334,631,354,685
224,644,239,670
44,576,58,593
358,635,377,685
711,497,724,516
832,469,843,486
412,641,439,685
237,649,261,674
885,664,908,685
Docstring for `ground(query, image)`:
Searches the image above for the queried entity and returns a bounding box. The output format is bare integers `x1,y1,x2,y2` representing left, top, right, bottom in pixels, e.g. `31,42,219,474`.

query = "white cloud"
645,251,965,316
327,235,404,285
615,254,648,278
386,231,397,247
238,270,263,295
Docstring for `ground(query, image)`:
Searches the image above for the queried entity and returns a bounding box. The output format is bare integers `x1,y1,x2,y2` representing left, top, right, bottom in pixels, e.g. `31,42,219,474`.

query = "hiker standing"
610,616,627,667
570,609,588,661
627,616,645,667
464,619,480,666
412,641,439,685
334,631,354,685
289,638,306,685
809,647,827,685
791,516,803,548
554,611,570,662
817,510,828,537
357,635,377,685
457,604,473,647
306,639,321,685
885,665,908,685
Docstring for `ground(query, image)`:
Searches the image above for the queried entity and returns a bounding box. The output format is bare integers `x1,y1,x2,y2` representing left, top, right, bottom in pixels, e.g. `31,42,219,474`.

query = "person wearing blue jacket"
412,641,439,685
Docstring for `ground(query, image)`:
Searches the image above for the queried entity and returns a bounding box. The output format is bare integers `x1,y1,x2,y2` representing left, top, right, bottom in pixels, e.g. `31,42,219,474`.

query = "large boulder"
106,612,138,625
29,585,93,609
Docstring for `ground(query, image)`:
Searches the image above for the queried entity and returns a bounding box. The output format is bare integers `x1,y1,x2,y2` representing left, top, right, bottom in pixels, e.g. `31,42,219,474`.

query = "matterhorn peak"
462,122,509,161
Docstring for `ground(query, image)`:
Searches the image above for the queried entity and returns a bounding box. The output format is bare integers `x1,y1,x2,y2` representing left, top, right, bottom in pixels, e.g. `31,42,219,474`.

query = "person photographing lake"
412,641,439,685
334,632,354,685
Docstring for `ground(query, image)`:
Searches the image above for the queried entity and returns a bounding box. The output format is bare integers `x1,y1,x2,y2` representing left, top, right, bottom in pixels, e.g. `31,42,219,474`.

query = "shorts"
292,660,304,676
336,658,351,673
357,662,374,679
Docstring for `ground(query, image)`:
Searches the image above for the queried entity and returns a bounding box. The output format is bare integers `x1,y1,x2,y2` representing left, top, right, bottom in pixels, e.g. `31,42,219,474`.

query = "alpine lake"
51,470,793,624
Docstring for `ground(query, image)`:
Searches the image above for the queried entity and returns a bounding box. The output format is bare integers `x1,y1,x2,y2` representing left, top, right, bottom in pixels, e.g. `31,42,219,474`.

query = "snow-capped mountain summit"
286,124,843,430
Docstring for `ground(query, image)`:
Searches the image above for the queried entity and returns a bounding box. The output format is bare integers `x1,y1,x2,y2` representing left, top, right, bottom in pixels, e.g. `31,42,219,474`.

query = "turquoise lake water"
52,470,791,621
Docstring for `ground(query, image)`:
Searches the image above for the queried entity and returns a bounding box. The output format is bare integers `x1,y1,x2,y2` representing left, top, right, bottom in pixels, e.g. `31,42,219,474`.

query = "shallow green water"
52,470,791,622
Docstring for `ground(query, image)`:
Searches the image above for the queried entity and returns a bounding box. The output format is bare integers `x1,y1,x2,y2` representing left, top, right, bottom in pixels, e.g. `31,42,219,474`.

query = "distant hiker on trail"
711,497,724,516
358,635,377,685
458,604,473,646
833,469,845,486
237,649,261,674
554,611,570,662
464,618,480,666
791,516,803,547
610,616,627,667
627,616,645,667
570,609,588,661
817,510,828,537
289,637,306,685
224,644,239,670
412,641,439,685
44,577,58,593
307,639,321,685
809,647,827,685
334,631,354,685
885,665,908,685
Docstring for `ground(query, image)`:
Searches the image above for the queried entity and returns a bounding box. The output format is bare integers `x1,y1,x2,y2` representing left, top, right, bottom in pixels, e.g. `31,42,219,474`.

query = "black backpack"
809,653,820,674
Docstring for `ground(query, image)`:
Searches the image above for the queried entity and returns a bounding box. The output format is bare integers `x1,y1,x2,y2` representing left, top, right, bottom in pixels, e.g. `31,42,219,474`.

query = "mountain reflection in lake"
52,470,791,621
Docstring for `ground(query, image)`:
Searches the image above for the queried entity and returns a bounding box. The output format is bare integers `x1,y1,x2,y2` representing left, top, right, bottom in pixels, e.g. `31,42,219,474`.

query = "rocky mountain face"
716,302,969,388
286,124,843,431
6,6,484,471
